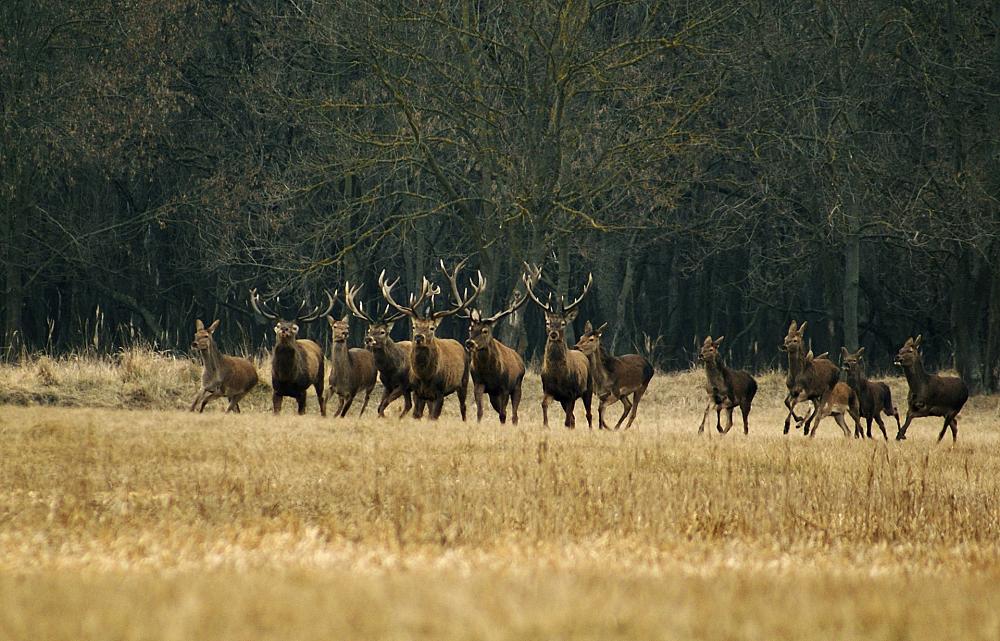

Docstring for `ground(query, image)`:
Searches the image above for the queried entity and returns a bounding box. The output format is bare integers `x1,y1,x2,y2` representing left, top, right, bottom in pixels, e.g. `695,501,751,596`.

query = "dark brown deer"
189,319,259,413
781,321,838,435
461,291,528,425
522,263,593,429
379,260,483,420
343,281,414,418
894,335,969,442
695,335,757,435
840,347,900,439
574,321,654,430
326,302,378,418
799,350,862,438
250,289,333,416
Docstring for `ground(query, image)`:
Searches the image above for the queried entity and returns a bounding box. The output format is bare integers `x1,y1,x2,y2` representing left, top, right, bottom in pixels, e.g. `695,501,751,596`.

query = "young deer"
343,281,413,419
696,335,757,435
574,321,654,430
461,291,528,425
894,335,969,442
379,260,482,420
326,303,378,418
840,347,900,440
781,321,838,435
802,358,862,438
250,289,333,416
189,319,258,413
522,263,593,429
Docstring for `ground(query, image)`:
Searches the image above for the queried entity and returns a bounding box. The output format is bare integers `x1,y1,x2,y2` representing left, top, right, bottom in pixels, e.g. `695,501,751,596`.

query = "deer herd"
190,261,970,443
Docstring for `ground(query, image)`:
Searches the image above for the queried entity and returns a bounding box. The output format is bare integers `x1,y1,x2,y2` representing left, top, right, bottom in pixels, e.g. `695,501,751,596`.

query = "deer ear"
703,335,712,346
195,319,205,331
385,321,394,332
798,321,808,334
565,309,579,322
788,320,797,333
806,349,814,360
596,322,609,335
583,320,593,334
841,346,850,359
208,320,220,333
327,315,336,327
341,314,349,324
914,334,922,347
714,335,724,345
857,347,865,358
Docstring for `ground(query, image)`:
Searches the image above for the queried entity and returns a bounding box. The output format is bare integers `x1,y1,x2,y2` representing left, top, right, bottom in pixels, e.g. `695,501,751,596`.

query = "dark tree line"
2,0,998,391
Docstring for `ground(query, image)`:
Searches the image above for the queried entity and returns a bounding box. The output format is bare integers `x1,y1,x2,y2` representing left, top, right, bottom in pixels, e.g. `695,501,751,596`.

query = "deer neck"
787,346,806,380
586,344,614,391
902,357,929,394
412,337,438,375
274,340,303,375
472,339,501,373
543,338,569,372
703,357,727,392
331,340,351,374
845,367,864,392
374,337,406,371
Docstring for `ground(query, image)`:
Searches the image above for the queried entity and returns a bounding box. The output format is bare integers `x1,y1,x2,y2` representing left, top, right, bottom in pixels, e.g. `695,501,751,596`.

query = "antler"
432,259,484,320
297,290,336,323
560,272,593,314
249,288,280,321
378,270,437,318
479,290,528,324
343,281,374,323
521,262,554,313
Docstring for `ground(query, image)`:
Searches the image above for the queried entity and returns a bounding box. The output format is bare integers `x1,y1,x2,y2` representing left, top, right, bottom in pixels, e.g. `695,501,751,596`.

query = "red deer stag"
189,319,258,413
781,321,838,435
460,290,528,425
840,347,900,440
800,350,862,438
894,335,969,442
696,335,757,435
249,289,333,416
522,263,593,429
343,281,414,418
574,321,654,430
326,296,378,418
378,260,483,420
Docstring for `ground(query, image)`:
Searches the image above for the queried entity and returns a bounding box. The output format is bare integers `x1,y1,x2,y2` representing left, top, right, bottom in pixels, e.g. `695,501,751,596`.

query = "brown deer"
781,321,839,435
461,292,528,425
840,347,900,440
189,319,259,413
326,301,378,418
379,260,482,420
249,289,333,416
894,335,969,442
696,335,757,435
574,321,654,430
343,281,414,418
801,350,862,438
522,263,593,429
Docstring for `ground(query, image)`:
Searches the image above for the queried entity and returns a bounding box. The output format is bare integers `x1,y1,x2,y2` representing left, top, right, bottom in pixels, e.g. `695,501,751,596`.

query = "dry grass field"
2,350,1000,640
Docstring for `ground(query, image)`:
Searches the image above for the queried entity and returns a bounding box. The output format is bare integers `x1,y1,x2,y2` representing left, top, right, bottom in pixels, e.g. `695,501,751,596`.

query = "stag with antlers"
378,260,483,420
249,289,333,416
522,263,593,429
343,281,414,418
460,288,528,425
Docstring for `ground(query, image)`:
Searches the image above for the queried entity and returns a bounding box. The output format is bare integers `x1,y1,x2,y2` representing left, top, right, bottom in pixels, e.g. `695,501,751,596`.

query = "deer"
574,321,654,430
460,290,528,425
249,289,333,416
522,263,593,429
780,321,839,435
325,296,378,418
840,347,901,440
343,281,414,419
695,335,757,435
378,260,483,420
189,319,259,413
800,350,862,438
894,335,969,442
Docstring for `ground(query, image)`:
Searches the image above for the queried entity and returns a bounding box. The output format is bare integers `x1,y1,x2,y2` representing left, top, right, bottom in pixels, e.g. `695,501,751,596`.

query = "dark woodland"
2,1,998,390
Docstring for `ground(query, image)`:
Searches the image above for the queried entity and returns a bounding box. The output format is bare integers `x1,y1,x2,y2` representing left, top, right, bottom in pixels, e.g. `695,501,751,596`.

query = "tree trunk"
842,232,860,351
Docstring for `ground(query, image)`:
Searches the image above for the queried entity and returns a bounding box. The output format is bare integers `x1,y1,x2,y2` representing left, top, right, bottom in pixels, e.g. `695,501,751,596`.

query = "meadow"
2,350,1000,640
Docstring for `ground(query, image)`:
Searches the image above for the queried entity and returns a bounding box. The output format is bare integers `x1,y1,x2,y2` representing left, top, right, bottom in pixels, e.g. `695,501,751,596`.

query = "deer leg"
873,415,887,440
400,391,413,419
488,392,503,421
715,406,723,433
340,393,355,418
723,406,736,434
510,384,522,426
613,396,632,430
541,393,552,427
625,386,647,430
495,392,509,424
272,392,283,415
801,401,819,436
949,414,959,442
190,389,206,412
740,400,752,435
596,397,609,430
199,391,221,413
357,387,373,417
377,385,400,418
698,400,713,434
809,406,828,438
316,382,327,417
413,397,425,420
833,413,852,438
896,411,919,440
583,391,594,430
562,399,577,429
296,393,308,415
864,417,873,439
474,383,486,422
891,406,902,432
226,393,245,414
431,397,446,420
783,394,803,434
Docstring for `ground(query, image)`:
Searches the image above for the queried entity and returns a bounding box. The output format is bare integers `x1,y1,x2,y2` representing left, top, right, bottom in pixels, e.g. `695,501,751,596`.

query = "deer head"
697,335,725,365
841,346,866,373
521,262,593,344
249,288,335,346
780,320,808,354
342,280,407,350
464,292,527,352
574,320,609,356
379,259,484,347
191,319,221,351
895,335,922,367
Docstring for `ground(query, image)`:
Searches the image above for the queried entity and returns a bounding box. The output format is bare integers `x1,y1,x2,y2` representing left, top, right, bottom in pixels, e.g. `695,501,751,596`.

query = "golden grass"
1,353,1000,640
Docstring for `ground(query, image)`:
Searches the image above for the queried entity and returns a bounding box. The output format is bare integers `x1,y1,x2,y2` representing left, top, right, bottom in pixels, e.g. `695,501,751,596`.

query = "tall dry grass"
1,352,999,640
